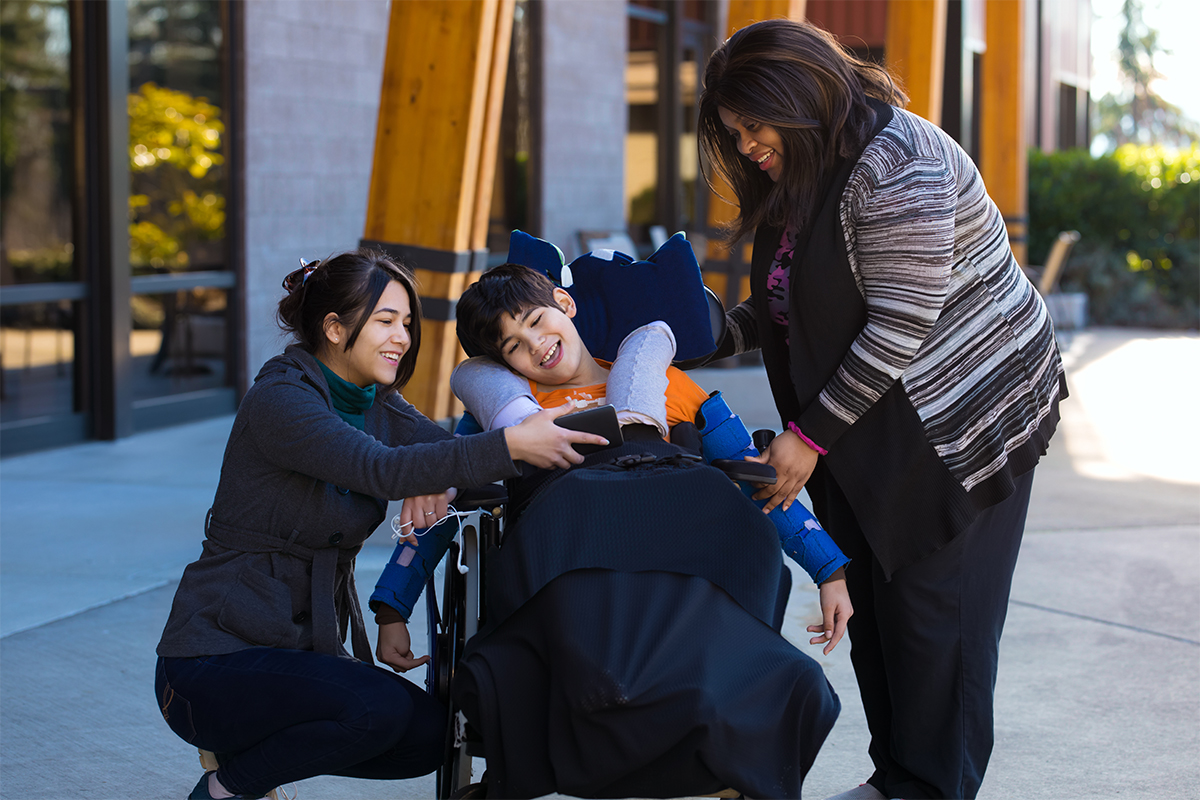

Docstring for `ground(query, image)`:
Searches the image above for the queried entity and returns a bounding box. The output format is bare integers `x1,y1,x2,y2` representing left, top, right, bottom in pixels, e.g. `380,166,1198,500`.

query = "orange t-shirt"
530,359,710,433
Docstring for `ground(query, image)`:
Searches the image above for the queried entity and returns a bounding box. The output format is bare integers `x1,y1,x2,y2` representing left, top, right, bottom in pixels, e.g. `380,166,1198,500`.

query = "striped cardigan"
723,104,1067,575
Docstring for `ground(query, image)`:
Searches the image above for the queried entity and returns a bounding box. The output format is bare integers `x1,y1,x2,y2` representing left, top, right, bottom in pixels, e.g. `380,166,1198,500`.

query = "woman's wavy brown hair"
698,19,907,244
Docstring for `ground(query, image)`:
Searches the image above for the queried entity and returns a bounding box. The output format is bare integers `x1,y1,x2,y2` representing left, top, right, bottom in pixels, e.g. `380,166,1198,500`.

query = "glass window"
0,300,79,421
625,2,712,250
130,288,229,401
0,0,81,429
1,0,239,453
126,0,234,411
127,0,226,278
1,0,74,286
626,4,661,239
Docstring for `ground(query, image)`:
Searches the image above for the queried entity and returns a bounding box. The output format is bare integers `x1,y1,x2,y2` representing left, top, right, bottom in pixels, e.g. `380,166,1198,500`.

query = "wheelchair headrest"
496,230,723,367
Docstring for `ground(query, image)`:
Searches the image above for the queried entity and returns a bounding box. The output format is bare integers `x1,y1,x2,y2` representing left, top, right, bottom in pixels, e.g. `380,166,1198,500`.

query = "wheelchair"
411,232,840,799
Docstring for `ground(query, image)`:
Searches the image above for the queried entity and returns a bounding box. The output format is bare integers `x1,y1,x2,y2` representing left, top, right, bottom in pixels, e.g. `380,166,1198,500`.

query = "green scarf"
317,360,376,431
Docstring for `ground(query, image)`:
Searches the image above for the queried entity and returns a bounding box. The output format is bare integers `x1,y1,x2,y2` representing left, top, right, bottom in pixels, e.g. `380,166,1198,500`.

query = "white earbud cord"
390,504,474,574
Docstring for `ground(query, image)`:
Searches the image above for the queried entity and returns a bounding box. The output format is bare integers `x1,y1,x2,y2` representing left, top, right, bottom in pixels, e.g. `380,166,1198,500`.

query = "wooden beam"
473,0,515,249
365,0,500,252
364,0,510,420
884,0,947,125
980,0,1028,265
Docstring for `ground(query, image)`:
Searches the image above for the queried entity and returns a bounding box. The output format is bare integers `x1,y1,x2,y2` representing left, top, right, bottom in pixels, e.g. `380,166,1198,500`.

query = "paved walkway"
1,328,1197,799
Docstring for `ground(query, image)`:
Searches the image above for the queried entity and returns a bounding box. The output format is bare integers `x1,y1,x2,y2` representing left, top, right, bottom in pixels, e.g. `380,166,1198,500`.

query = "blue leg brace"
370,519,459,620
697,391,850,585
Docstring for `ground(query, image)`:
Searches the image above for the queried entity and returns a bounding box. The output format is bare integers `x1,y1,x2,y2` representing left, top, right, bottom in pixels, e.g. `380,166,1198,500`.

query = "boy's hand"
746,428,818,513
394,488,458,543
377,620,429,672
808,568,852,655
504,403,608,469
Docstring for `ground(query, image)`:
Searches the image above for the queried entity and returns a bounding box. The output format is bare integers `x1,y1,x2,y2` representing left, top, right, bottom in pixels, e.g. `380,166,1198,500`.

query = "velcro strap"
696,391,733,434
699,413,754,462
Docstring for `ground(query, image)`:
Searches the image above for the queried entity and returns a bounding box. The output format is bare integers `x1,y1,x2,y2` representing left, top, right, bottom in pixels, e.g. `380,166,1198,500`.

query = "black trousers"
821,469,1034,800
156,648,445,796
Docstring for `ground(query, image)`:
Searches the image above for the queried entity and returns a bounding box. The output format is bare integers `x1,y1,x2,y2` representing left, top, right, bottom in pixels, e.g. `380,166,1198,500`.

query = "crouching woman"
153,249,604,799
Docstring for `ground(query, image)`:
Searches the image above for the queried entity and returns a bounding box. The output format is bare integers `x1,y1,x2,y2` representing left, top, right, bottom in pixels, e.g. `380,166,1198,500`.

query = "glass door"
126,0,237,430
0,0,88,450
0,0,239,456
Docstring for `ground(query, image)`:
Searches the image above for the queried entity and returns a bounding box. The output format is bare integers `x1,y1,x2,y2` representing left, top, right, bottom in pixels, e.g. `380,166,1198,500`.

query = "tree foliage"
0,0,69,203
128,82,225,271
1092,0,1198,151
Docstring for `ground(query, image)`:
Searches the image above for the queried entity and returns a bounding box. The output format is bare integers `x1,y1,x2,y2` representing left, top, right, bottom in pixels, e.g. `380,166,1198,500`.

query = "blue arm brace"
369,520,459,621
697,391,850,585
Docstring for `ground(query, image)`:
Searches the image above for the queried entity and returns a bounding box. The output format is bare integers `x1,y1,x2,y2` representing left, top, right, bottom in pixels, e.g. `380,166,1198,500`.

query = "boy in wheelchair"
370,235,852,799
452,258,851,641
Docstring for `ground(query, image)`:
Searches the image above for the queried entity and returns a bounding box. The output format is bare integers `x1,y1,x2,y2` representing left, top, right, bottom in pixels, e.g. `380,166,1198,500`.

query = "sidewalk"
2,328,1197,799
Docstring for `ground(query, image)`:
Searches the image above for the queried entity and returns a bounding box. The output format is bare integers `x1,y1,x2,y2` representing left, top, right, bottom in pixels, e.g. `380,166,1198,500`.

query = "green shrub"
1027,144,1198,328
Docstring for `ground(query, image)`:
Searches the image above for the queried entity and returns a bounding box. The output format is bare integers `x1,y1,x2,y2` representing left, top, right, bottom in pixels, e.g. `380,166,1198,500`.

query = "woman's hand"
394,488,458,544
376,620,430,672
745,427,818,513
808,568,853,655
503,403,609,469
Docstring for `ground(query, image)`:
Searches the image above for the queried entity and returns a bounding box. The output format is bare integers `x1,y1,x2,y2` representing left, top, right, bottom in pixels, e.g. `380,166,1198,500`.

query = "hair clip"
282,258,321,292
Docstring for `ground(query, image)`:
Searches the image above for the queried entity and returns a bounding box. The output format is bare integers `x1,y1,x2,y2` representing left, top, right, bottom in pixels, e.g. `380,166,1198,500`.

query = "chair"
1024,230,1085,330
1024,230,1081,296
576,229,638,259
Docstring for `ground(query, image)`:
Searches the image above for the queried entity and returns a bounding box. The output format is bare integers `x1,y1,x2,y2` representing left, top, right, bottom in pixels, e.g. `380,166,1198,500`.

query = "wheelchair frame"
422,490,504,799
419,445,777,799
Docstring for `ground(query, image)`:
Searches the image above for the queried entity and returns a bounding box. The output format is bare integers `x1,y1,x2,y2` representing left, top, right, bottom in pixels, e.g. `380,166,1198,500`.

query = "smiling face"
322,280,412,388
495,288,601,389
718,106,785,182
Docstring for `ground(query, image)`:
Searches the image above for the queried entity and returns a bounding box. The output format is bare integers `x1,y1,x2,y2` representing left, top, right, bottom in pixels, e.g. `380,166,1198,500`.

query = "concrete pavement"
1,327,1197,799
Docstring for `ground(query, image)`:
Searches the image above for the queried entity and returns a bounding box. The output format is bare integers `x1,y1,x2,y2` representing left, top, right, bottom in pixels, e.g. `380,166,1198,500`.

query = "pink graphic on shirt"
766,226,796,343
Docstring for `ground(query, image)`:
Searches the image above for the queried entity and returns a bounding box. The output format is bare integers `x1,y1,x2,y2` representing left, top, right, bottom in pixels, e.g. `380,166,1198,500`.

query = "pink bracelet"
787,421,828,455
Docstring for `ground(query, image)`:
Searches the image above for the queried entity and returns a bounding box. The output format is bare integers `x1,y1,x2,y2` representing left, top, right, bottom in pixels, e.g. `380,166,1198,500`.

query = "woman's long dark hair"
276,248,423,392
698,19,907,244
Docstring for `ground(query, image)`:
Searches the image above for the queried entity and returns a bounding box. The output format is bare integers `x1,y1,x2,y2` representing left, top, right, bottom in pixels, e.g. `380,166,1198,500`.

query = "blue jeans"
155,648,445,796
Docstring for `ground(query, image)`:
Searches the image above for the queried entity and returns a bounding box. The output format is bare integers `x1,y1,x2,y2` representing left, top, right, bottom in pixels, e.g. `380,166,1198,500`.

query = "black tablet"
554,404,624,455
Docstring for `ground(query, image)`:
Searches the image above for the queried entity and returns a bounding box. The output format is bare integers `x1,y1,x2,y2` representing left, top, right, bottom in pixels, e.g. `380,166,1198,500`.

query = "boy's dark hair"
456,263,561,365
276,247,422,392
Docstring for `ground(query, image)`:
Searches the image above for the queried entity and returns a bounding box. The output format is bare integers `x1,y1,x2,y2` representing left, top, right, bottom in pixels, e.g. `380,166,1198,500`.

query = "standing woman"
698,20,1066,800
154,249,602,799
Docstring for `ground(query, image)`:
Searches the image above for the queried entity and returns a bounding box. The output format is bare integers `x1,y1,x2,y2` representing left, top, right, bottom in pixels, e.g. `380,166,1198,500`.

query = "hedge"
1027,144,1198,328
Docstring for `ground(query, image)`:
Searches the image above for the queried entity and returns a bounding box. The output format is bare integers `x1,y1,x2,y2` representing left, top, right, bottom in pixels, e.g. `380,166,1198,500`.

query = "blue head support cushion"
504,230,717,364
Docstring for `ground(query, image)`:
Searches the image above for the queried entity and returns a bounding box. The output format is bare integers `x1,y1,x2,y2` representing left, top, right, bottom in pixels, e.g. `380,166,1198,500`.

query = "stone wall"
537,1,628,260
240,0,390,378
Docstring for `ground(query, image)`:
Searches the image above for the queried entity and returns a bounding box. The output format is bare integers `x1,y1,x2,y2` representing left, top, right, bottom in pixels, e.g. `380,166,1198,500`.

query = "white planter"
1044,292,1088,330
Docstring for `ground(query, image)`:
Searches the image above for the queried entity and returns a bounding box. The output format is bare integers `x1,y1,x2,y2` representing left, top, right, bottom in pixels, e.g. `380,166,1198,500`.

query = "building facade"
0,0,1090,455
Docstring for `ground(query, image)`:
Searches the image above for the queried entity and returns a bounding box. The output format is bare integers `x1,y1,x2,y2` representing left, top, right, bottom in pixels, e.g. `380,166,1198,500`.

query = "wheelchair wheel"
436,524,482,799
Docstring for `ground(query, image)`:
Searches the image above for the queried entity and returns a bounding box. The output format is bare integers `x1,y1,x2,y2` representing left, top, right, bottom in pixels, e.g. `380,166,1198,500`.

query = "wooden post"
702,0,807,315
363,0,514,421
884,0,947,125
980,0,1027,266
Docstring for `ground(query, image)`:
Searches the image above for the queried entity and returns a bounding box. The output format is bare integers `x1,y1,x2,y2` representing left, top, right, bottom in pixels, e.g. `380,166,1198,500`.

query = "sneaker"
198,749,221,772
188,773,225,800
188,753,295,800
